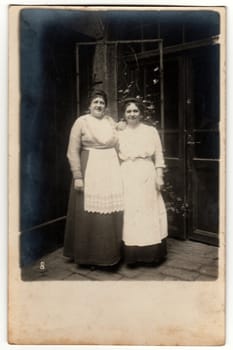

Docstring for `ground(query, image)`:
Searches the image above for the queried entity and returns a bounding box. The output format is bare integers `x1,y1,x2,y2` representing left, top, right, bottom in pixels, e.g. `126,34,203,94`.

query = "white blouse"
67,114,118,179
118,123,165,168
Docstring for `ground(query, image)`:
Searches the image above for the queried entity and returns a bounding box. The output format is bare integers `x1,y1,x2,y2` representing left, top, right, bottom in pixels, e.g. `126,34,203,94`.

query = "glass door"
185,45,220,245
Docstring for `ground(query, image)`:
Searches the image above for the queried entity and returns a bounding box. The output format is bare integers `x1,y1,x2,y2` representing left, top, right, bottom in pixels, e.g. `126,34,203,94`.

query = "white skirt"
121,158,167,246
84,148,124,214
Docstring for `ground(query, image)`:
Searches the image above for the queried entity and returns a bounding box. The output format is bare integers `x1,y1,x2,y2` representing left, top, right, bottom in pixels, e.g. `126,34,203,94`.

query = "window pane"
164,131,179,158
192,46,220,130
164,59,179,129
194,131,219,159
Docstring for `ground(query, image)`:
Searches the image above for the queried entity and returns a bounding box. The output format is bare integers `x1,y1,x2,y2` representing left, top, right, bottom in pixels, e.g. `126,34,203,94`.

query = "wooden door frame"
184,45,220,246
163,53,188,239
162,46,219,245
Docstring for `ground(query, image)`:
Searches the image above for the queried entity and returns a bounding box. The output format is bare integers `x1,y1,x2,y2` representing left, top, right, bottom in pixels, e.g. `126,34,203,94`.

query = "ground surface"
22,238,219,281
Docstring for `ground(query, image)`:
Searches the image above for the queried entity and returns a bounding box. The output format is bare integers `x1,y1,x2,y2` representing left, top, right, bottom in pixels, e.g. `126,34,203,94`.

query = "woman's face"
89,96,106,118
124,102,141,127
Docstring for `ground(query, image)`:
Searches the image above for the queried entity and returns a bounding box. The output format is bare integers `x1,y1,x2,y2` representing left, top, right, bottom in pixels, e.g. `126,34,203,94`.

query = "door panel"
161,47,219,244
193,160,219,231
186,45,220,245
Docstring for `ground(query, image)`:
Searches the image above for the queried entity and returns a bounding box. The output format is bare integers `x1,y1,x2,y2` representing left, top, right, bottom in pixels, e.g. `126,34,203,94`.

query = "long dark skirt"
123,239,167,265
63,150,123,266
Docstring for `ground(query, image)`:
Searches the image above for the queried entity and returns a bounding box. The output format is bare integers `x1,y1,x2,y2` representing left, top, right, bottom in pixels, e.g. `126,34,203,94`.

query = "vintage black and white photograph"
8,5,225,345
18,6,222,282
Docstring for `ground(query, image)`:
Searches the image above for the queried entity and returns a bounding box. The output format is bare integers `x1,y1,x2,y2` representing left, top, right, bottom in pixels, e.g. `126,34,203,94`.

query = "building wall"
20,9,102,266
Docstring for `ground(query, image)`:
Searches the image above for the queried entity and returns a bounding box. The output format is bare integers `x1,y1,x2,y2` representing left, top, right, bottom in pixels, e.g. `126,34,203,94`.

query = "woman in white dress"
63,90,123,268
118,98,168,266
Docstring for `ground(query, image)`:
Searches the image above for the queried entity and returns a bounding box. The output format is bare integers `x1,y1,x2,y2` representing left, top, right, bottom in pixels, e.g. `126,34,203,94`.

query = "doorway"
162,45,219,245
76,41,220,246
185,45,219,245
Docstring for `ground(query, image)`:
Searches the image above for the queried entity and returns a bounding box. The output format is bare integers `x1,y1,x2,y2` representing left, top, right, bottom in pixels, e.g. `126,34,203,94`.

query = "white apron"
84,148,123,214
121,158,167,246
82,116,123,214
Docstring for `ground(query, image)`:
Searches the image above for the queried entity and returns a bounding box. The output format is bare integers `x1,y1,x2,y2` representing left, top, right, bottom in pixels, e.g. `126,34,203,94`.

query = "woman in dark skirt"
64,90,123,267
118,98,167,266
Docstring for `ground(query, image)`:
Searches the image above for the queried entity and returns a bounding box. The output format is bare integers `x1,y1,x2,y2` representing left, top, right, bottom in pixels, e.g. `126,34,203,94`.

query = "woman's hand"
155,168,164,191
116,120,127,131
74,179,84,192
156,175,164,191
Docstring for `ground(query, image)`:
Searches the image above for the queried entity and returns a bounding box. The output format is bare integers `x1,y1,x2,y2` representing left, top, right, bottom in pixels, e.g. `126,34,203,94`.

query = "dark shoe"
149,256,167,267
127,262,140,269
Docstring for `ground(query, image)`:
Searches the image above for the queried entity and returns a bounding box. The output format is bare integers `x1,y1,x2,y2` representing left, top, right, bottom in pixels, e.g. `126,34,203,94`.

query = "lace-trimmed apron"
83,116,123,214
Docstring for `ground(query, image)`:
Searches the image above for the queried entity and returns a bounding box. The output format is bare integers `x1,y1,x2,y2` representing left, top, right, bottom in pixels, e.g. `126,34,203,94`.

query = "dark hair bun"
122,97,144,115
89,90,108,106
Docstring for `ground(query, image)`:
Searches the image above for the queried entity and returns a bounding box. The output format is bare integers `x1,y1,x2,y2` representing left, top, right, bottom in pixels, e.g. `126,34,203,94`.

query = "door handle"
187,140,201,145
187,134,201,145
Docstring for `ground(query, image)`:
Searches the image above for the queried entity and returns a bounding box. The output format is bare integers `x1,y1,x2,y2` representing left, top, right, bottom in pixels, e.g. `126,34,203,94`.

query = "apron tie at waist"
83,146,115,151
124,156,153,162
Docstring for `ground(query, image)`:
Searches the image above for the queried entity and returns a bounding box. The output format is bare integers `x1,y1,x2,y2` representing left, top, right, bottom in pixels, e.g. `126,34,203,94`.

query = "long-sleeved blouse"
67,114,118,179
